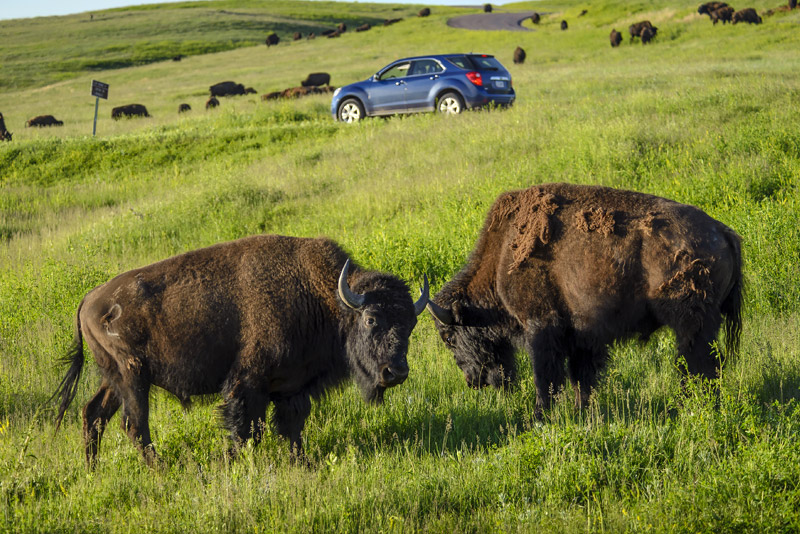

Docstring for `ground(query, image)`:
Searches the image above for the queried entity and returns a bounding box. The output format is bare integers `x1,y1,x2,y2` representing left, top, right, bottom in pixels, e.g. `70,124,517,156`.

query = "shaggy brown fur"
710,6,735,23
732,7,762,23
26,115,63,127
698,1,728,16
513,46,526,64
610,29,623,47
428,183,743,417
210,81,246,97
52,235,428,468
0,112,12,141
628,20,658,42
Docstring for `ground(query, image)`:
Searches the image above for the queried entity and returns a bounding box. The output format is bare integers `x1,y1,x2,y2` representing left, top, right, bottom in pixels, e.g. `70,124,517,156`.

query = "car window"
409,59,444,76
445,56,472,70
467,55,501,71
379,62,411,80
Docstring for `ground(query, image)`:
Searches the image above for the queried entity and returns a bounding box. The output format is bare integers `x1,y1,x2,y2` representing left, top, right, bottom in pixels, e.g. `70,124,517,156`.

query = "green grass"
2,0,800,532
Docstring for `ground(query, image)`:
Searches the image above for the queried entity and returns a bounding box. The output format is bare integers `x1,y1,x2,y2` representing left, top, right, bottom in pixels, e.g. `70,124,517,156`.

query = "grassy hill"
2,0,800,532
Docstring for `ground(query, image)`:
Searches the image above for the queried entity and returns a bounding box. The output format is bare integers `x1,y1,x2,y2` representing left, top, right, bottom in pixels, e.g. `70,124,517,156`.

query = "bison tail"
720,229,744,361
52,299,87,432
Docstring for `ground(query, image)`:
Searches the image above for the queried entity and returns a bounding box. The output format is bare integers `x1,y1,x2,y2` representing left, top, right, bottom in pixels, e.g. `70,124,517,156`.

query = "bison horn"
414,274,429,316
338,259,366,310
426,299,455,325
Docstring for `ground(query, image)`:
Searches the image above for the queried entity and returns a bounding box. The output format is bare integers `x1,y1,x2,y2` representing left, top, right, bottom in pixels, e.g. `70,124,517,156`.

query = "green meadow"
1,0,800,531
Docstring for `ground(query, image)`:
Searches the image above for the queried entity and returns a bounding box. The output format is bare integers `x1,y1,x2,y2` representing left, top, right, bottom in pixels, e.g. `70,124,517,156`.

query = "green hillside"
2,0,800,532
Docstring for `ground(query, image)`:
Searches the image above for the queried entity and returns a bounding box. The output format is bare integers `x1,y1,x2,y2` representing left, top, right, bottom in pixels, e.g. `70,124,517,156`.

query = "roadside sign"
91,80,109,99
91,80,109,136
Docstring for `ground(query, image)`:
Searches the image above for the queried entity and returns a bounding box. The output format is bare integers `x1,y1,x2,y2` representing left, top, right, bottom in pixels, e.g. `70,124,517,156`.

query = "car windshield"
445,55,501,71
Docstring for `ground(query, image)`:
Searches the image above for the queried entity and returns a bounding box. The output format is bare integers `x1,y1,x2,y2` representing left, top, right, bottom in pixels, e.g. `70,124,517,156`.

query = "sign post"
91,80,109,136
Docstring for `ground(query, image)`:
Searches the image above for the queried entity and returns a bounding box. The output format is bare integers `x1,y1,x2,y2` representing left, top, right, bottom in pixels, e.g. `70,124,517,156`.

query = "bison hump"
490,188,560,273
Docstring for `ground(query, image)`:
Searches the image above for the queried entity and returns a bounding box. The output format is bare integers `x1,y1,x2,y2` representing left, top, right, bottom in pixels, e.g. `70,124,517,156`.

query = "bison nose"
381,363,409,386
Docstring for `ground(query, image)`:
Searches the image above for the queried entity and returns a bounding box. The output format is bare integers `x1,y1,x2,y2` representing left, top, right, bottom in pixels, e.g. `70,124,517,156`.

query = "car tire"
437,92,464,115
338,98,365,123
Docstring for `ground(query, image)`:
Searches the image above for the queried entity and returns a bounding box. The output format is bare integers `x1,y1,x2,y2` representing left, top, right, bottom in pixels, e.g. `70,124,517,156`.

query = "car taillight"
466,71,483,87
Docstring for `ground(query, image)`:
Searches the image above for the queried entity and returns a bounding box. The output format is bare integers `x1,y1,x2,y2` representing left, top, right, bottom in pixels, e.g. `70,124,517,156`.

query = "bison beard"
428,183,743,418
51,235,428,468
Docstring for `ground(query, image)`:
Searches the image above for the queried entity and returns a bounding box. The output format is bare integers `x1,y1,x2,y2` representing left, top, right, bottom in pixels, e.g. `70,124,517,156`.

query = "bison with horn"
426,183,742,417
53,235,428,467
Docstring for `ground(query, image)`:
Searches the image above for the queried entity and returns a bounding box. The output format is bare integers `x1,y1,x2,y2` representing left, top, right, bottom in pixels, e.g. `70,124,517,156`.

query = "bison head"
338,260,428,403
426,293,517,390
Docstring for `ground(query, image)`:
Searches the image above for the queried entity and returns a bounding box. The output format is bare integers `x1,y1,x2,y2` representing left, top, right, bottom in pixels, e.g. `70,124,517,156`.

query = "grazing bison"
698,2,728,16
711,6,735,24
111,104,149,120
426,183,742,417
266,33,279,47
178,103,191,113
610,29,623,47
245,87,257,95
321,29,337,36
384,18,403,26
26,115,63,127
262,91,283,101
419,7,431,17
513,46,526,64
561,20,569,30
327,31,341,38
356,23,371,32
0,112,11,141
484,4,493,13
210,81,246,97
301,72,331,87
531,12,541,24
293,32,302,41
172,55,183,62
206,96,220,109
732,7,762,23
52,235,429,467
337,22,347,33
629,20,657,42
579,9,588,16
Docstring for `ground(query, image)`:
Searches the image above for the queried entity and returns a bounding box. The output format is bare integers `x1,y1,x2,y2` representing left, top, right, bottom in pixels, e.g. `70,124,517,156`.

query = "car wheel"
437,92,464,115
338,98,365,123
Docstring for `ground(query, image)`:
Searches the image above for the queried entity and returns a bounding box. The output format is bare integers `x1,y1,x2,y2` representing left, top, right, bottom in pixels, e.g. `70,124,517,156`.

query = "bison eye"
363,314,377,327
442,332,455,347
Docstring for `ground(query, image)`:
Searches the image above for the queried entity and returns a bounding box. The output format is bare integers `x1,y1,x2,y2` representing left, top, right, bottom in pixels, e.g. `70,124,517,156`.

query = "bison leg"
272,395,311,462
118,380,157,466
220,379,269,454
82,380,121,469
526,324,568,417
676,314,722,380
566,345,607,409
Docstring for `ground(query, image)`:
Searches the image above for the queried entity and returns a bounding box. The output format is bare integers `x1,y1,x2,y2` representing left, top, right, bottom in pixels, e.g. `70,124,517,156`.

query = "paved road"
446,11,537,32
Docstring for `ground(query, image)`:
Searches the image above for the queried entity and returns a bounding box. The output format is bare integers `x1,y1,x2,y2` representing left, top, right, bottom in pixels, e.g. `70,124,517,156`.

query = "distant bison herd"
51,183,743,467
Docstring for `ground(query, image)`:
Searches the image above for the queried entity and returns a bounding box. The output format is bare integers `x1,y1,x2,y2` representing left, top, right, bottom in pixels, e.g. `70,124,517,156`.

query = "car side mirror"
372,74,379,81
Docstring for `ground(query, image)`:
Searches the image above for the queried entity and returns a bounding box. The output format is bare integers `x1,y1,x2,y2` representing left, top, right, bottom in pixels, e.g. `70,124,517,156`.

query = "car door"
367,61,411,115
404,59,444,111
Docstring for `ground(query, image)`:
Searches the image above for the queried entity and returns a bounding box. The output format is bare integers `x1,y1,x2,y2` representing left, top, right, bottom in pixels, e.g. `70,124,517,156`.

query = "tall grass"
2,0,800,532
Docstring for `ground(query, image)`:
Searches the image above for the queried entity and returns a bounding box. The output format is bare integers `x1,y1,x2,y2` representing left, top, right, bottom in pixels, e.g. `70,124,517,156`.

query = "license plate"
494,81,506,88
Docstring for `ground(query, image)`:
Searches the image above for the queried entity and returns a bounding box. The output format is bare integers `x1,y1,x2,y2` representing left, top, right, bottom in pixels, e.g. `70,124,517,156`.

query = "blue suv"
331,54,515,122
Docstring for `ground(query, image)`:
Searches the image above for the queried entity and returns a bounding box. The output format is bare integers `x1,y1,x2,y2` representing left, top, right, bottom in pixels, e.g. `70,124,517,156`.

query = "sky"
1,0,493,22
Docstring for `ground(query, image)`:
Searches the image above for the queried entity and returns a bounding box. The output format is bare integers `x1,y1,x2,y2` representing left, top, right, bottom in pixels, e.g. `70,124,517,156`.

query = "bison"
698,2,728,16
426,183,742,417
419,7,431,17
337,22,347,33
356,23,371,32
206,96,219,109
513,46,526,64
711,6,734,24
210,81,246,97
629,20,657,42
0,112,11,141
26,115,63,127
261,91,283,101
610,29,622,47
178,103,191,113
111,104,149,120
245,87,257,95
266,33,279,47
483,4,493,13
301,72,331,87
732,7,762,23
293,32,302,41
560,20,569,30
531,12,541,24
383,18,403,26
52,235,429,467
